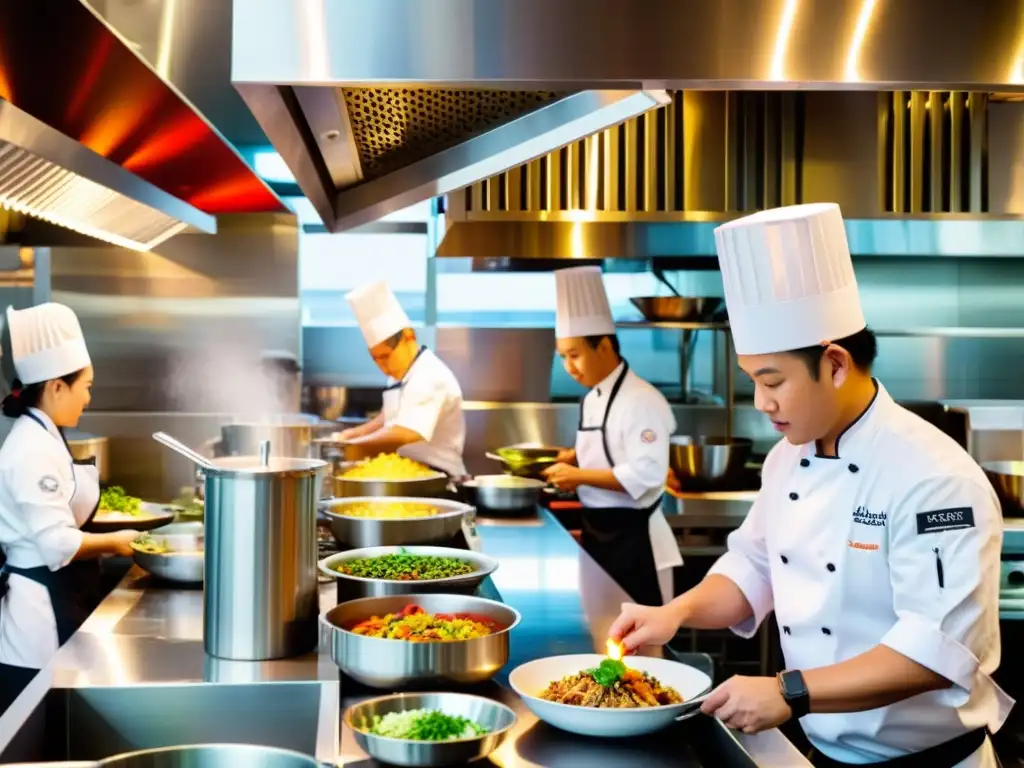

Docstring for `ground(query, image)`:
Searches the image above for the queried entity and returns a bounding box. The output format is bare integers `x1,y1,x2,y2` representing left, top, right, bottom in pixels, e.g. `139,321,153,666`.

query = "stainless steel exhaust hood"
0,0,288,251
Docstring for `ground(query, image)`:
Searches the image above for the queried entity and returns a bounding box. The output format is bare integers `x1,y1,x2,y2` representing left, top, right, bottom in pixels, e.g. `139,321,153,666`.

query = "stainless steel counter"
0,509,809,767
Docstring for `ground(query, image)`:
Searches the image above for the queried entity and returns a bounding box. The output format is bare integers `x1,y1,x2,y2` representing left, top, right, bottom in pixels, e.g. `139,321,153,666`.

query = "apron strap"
577,360,631,467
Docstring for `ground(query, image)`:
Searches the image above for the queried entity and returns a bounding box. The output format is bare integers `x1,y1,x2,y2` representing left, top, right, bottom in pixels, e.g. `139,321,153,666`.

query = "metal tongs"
674,690,713,721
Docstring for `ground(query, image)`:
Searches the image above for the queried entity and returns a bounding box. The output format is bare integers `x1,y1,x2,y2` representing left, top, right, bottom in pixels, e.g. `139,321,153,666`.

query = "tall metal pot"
214,414,320,460
65,430,109,483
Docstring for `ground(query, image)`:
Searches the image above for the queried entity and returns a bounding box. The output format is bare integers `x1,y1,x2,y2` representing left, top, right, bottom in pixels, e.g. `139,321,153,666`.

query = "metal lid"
205,455,327,476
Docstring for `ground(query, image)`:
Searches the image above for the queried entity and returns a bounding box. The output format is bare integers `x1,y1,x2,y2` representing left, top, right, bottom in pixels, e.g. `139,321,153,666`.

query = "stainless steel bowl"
319,545,498,601
65,431,109,483
463,475,545,511
323,593,520,688
130,521,204,584
630,296,723,323
669,436,753,485
322,496,471,548
983,461,1024,516
99,744,320,767
345,692,517,767
334,472,451,499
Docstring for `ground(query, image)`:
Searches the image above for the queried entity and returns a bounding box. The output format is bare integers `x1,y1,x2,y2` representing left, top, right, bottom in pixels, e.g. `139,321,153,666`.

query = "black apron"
808,728,990,768
576,361,663,607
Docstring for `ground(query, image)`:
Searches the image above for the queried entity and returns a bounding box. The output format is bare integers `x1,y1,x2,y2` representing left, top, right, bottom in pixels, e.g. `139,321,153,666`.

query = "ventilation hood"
233,0,1024,234
0,0,288,251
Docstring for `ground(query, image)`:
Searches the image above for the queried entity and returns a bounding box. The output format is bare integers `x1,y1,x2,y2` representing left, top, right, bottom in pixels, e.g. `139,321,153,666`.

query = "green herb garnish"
587,658,627,687
335,548,476,581
99,486,142,516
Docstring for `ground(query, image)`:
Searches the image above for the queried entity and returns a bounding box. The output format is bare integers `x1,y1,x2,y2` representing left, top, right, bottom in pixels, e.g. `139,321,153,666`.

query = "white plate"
508,654,712,738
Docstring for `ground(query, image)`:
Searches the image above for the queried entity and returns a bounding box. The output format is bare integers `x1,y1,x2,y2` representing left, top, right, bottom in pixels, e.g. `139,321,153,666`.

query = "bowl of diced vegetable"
345,691,517,767
319,545,498,600
86,487,176,532
130,522,204,583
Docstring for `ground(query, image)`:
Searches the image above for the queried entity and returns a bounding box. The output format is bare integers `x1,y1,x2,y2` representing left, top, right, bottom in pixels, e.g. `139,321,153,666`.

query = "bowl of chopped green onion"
319,545,498,601
345,691,516,766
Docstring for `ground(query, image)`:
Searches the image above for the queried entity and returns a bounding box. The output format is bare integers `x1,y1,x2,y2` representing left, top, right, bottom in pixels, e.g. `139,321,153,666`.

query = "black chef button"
780,555,789,564
789,492,799,500
848,463,860,473
822,627,832,636
800,458,810,467
783,626,791,635
826,563,836,572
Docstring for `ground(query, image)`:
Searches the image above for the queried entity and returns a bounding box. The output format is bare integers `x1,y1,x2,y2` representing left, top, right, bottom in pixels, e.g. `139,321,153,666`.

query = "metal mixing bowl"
333,471,451,499
669,436,753,485
345,692,517,767
463,475,546,512
983,461,1024,516
319,545,498,601
130,522,204,584
630,296,723,322
99,744,320,767
322,593,520,688
322,496,472,547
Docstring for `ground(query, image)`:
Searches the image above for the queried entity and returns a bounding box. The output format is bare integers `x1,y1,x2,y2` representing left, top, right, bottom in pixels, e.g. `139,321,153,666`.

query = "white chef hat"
554,266,616,339
5,303,91,385
714,203,866,355
345,280,412,348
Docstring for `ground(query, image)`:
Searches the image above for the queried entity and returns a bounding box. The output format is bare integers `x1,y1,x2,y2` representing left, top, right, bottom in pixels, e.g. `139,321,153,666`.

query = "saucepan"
669,436,753,489
463,474,548,512
982,461,1024,517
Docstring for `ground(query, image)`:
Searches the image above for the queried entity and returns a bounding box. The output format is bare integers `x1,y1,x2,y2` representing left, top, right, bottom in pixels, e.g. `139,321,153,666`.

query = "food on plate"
364,709,489,741
349,603,504,641
131,534,168,555
338,501,441,519
97,486,143,517
539,658,684,708
170,492,204,518
333,549,476,581
342,453,437,480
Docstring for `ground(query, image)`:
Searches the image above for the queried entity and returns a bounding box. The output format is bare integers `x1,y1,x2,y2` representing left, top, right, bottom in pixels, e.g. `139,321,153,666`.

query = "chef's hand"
555,448,577,465
335,428,358,442
609,602,683,652
109,529,141,557
666,468,681,492
543,462,583,491
700,675,792,733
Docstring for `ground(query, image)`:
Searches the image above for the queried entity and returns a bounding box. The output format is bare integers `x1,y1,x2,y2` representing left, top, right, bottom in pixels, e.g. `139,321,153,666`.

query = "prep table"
0,507,809,767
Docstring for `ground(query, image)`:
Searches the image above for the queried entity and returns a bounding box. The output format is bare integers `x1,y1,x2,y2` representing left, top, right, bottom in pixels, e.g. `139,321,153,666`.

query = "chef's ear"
822,344,852,389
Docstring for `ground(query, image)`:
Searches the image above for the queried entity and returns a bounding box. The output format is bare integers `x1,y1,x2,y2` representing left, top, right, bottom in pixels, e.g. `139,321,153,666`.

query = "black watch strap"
777,669,810,719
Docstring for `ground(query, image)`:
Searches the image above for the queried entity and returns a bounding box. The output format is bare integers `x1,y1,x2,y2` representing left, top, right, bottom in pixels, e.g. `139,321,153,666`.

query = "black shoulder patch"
916,507,975,535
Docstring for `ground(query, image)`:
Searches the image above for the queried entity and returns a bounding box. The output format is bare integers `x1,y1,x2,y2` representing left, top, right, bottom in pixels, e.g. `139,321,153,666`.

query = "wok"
983,461,1024,517
630,296,723,323
488,444,561,477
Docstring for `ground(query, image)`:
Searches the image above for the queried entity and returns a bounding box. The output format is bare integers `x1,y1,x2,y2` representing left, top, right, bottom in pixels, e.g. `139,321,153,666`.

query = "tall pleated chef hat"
5,303,91,385
554,266,616,339
345,280,412,348
714,203,866,355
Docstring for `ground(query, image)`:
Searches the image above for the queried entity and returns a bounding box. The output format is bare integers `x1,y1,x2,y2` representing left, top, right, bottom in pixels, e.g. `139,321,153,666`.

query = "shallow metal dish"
463,475,545,512
99,743,320,767
130,521,204,584
669,436,753,486
491,444,560,476
630,296,723,323
319,545,498,601
86,501,176,533
983,461,1024,516
345,692,517,767
334,471,450,499
323,593,520,688
322,496,472,547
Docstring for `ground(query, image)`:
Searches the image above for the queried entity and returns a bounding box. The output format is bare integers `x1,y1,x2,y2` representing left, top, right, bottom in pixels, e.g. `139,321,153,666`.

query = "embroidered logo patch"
38,475,59,494
847,540,880,551
640,429,657,444
852,505,887,527
916,507,975,535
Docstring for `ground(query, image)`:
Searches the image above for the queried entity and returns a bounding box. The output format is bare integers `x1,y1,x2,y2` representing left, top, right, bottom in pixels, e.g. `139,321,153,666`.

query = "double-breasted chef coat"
380,346,467,478
709,382,1014,767
575,360,683,606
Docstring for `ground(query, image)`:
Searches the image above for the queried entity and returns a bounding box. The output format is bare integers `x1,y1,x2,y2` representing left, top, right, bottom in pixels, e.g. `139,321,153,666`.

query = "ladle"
152,431,214,470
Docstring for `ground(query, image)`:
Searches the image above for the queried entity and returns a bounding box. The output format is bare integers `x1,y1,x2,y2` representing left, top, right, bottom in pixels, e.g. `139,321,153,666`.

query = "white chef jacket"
0,409,86,668
382,348,467,477
576,362,683,574
709,383,1013,766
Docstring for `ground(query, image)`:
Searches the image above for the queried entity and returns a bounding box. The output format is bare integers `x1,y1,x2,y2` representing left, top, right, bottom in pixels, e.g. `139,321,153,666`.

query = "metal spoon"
152,432,214,470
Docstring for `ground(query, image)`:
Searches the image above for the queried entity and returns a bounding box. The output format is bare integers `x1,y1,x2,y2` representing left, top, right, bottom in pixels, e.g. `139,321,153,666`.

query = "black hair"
2,370,86,419
583,334,622,358
789,328,878,380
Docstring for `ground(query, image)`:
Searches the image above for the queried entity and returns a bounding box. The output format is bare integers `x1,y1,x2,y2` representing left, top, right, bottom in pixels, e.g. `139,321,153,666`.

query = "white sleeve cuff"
611,463,649,501
708,551,774,639
880,612,979,696
39,526,84,571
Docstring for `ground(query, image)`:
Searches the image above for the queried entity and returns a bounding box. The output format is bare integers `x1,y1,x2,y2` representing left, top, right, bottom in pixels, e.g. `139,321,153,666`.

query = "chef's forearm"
73,532,123,560
802,645,950,713
670,574,755,630
576,469,625,492
353,414,384,437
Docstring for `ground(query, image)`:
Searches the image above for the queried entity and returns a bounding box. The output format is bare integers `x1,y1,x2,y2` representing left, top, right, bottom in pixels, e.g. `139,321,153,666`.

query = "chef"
0,303,138,711
337,280,466,477
543,266,682,607
610,204,1012,767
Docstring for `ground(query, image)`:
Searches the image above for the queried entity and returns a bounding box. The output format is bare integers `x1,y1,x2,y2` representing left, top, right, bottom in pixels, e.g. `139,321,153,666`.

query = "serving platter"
86,501,176,533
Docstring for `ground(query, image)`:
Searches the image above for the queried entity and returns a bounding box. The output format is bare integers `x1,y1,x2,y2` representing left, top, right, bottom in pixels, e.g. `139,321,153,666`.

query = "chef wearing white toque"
338,280,466,477
610,204,1011,767
544,266,682,607
0,303,138,711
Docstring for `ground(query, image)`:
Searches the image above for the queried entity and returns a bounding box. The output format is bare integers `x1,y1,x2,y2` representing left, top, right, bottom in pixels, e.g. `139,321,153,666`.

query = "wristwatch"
777,669,810,718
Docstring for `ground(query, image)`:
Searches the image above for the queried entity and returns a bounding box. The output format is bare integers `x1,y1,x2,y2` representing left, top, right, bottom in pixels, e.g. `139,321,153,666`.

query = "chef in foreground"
0,303,138,711
336,280,466,477
610,204,1012,767
543,266,681,607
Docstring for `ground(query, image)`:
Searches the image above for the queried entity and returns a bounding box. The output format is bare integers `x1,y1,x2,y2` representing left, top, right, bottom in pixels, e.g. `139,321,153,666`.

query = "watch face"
781,670,807,697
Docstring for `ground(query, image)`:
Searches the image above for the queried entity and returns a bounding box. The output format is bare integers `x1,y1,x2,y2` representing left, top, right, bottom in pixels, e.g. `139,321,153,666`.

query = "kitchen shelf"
616,323,1024,337
616,320,730,331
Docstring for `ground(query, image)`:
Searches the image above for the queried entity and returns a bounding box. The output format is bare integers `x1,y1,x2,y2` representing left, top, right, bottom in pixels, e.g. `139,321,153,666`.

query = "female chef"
543,266,682,607
0,303,137,711
610,204,1011,767
336,280,466,477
